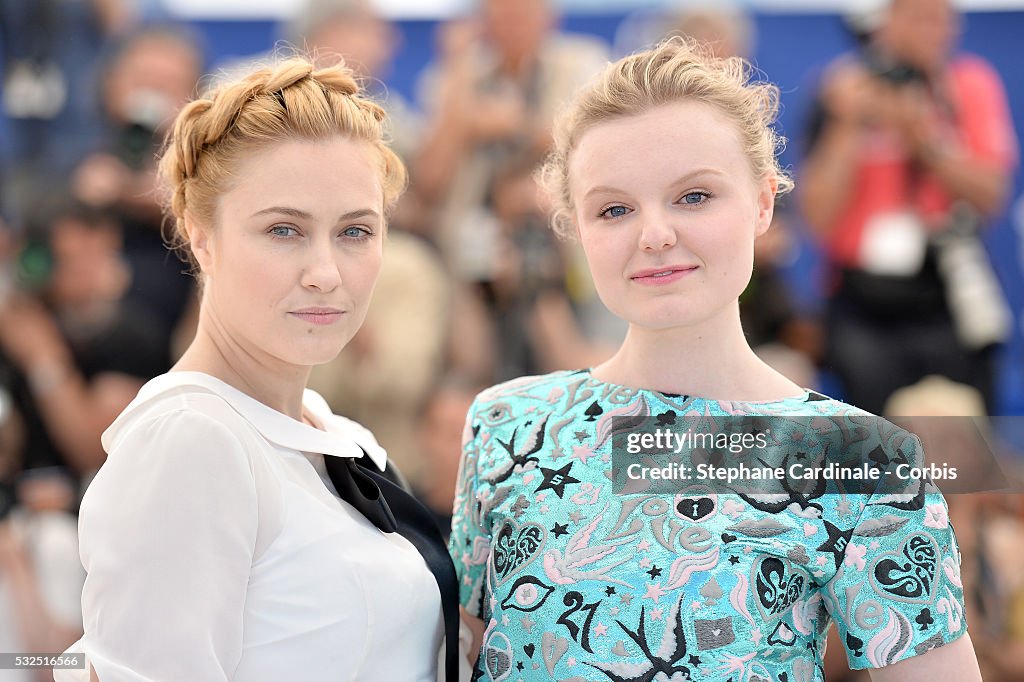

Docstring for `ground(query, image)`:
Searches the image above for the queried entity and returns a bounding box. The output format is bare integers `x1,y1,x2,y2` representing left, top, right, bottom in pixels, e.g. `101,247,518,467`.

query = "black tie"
325,456,398,533
323,454,460,682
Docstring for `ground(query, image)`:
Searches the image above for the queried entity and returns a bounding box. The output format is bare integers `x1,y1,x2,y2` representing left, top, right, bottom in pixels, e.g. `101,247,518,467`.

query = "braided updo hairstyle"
157,56,406,266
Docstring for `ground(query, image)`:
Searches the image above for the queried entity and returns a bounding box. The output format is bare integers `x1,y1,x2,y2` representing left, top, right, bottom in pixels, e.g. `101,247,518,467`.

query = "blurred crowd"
0,0,1020,680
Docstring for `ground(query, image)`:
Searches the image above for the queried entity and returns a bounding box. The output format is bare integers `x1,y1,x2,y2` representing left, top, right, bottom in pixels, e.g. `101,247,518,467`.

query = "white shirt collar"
103,371,388,471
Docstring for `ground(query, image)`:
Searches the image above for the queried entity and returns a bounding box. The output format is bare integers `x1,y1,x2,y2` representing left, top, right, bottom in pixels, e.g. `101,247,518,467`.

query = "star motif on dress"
646,565,662,579
535,492,547,502
516,661,524,671
729,556,740,565
501,614,510,626
650,607,664,621
490,595,498,611
795,451,807,460
643,582,666,603
637,539,651,552
817,520,854,569
551,522,569,538
571,445,596,464
566,657,577,667
815,555,829,567
605,586,617,596
690,600,702,611
609,606,620,616
539,504,550,514
619,592,634,606
601,453,611,462
574,430,588,443
463,574,472,586
594,623,609,637
688,655,701,666
520,614,537,633
870,540,881,550
569,510,584,523
639,557,652,568
535,462,581,498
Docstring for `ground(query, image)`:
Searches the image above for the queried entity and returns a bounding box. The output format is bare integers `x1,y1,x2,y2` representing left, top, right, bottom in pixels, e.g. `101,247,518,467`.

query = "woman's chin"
276,338,352,368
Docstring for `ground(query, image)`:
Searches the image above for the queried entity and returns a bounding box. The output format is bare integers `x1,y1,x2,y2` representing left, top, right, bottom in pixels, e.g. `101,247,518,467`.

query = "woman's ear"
185,216,214,273
754,175,778,237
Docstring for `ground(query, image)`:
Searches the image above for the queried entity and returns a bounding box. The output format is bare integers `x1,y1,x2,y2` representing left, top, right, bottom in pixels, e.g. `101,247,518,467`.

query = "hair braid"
157,55,406,269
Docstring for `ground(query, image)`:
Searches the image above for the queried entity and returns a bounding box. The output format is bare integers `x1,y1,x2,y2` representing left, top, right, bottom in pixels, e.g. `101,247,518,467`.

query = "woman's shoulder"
473,370,591,406
101,374,258,455
765,389,873,417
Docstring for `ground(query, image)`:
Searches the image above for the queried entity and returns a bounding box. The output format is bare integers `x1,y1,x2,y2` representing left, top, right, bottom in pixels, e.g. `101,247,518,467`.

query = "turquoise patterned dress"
449,370,967,682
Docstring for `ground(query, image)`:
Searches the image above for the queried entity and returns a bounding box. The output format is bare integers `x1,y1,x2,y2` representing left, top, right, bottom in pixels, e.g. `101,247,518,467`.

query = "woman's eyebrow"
581,167,727,201
249,206,380,221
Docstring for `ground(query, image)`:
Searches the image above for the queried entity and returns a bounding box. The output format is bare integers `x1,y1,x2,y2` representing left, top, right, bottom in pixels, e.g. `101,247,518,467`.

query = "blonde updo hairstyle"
158,56,406,267
539,37,793,240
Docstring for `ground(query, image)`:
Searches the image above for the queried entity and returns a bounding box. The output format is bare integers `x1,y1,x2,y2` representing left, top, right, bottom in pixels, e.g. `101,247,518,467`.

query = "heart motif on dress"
767,621,797,646
541,631,570,675
752,556,806,623
677,497,715,521
869,533,939,603
492,519,546,585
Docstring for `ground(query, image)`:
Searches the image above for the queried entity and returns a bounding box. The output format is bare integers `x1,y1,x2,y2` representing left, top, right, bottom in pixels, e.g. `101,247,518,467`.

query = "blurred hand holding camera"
821,63,880,126
0,295,71,378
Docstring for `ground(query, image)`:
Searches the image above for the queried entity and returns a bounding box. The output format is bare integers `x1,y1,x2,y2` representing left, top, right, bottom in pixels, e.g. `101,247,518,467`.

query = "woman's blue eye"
343,226,371,239
599,205,630,219
269,225,298,237
681,191,710,205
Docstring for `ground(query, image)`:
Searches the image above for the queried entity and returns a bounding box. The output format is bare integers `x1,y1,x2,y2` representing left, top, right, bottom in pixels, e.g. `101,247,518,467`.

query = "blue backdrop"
188,10,1024,414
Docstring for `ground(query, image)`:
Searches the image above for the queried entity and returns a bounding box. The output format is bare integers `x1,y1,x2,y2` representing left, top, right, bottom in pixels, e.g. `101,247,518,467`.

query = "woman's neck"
172,312,310,420
592,305,802,401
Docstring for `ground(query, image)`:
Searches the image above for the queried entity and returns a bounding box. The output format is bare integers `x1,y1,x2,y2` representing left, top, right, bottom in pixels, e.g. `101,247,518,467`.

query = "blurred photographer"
0,466,85,682
0,233,84,680
0,198,167,480
799,0,1018,414
70,25,203,349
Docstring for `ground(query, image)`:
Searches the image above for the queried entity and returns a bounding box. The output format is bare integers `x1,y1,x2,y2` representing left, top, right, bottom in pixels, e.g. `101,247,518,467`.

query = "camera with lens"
843,9,927,87
112,89,174,171
862,46,927,86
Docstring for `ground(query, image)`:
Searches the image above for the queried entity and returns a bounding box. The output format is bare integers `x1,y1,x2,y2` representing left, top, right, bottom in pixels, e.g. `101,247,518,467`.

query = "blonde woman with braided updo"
56,57,459,682
450,38,980,682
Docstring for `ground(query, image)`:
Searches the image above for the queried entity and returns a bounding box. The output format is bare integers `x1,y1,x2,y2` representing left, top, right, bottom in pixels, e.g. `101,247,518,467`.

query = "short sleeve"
448,398,491,618
953,56,1019,171
822,433,967,669
60,409,259,682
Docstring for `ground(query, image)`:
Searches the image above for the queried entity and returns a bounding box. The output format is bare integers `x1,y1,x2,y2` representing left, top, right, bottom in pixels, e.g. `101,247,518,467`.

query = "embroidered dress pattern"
450,370,967,682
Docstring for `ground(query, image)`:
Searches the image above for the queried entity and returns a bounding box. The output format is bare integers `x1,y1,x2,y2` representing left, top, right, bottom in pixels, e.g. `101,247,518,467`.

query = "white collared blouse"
57,372,443,681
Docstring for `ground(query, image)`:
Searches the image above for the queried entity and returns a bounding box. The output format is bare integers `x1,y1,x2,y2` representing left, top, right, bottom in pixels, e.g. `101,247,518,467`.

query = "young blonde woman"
57,57,458,681
450,39,980,682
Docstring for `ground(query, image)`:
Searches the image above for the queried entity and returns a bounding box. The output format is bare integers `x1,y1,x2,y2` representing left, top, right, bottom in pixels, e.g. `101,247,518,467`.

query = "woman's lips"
289,308,345,325
630,266,698,285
